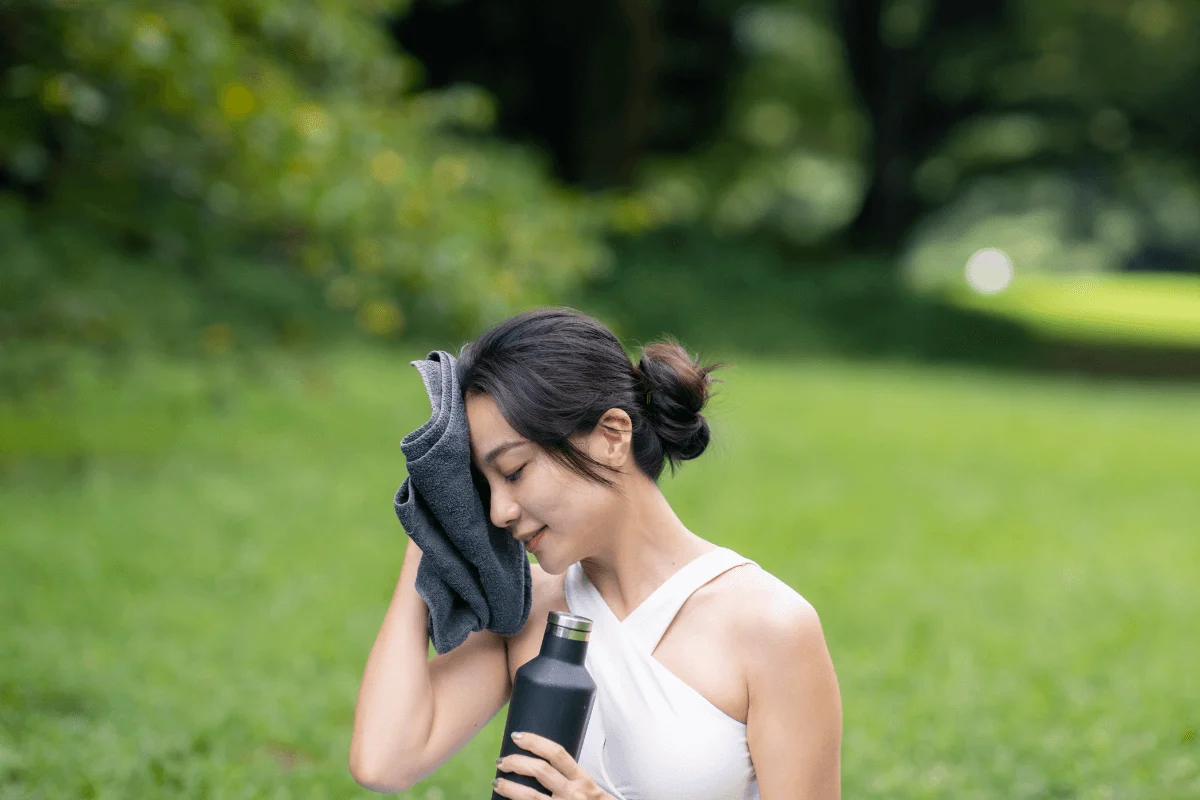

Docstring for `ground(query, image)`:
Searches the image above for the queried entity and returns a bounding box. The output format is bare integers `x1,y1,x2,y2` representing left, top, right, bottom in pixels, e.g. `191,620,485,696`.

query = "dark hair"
456,306,727,492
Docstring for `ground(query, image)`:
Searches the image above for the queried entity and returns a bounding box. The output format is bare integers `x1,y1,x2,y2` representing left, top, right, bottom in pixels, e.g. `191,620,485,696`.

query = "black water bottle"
491,611,597,798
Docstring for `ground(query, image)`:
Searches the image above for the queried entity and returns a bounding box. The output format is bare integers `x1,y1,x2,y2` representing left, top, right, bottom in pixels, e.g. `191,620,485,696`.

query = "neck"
577,475,714,621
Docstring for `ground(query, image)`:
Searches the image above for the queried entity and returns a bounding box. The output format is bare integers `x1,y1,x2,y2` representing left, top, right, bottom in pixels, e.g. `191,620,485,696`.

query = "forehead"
465,393,525,463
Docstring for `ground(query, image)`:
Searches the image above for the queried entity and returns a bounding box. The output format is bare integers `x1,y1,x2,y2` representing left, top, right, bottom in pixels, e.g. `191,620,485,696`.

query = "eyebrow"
482,439,526,466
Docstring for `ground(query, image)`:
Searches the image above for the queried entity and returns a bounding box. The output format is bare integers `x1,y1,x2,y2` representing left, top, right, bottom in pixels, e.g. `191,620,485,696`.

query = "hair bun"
637,337,725,467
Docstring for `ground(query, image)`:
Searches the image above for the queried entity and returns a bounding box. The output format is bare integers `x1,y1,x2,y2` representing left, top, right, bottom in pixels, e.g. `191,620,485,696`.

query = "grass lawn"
941,273,1200,349
2,344,1198,799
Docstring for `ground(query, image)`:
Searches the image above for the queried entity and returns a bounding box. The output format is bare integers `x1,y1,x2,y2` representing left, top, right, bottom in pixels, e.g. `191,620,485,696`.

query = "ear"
591,408,634,468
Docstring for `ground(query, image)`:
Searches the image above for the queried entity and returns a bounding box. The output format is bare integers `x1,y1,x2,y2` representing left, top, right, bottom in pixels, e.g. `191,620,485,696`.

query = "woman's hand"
492,732,616,799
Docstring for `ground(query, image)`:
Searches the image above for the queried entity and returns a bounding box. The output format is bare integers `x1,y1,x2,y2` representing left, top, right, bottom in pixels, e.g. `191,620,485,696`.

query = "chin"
531,551,561,574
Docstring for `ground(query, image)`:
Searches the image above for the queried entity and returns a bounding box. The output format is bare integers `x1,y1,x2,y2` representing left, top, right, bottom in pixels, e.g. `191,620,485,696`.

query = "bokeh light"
965,247,1015,294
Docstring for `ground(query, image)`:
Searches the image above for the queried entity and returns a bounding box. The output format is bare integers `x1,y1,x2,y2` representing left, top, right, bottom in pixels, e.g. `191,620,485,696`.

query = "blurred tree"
3,0,1198,382
392,0,742,190
834,0,1010,250
390,0,869,249
622,0,1200,261
0,0,615,364
897,0,1200,286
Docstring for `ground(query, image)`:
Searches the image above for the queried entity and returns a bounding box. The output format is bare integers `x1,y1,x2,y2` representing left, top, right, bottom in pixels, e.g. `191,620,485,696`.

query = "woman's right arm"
349,536,514,793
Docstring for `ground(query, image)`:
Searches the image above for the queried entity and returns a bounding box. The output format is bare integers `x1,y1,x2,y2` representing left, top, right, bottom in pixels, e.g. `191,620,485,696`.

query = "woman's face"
465,391,629,574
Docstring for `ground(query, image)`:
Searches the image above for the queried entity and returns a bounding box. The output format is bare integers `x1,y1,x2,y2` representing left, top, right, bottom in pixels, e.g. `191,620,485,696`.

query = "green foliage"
898,0,1200,285
2,346,1199,796
624,0,1200,259
6,0,1200,370
0,0,613,353
615,2,870,245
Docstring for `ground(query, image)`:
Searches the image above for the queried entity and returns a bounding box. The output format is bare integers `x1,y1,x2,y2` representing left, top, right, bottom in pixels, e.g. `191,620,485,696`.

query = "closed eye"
504,466,524,484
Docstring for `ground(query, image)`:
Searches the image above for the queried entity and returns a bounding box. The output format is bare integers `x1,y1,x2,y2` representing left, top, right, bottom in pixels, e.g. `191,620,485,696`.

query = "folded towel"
393,349,533,655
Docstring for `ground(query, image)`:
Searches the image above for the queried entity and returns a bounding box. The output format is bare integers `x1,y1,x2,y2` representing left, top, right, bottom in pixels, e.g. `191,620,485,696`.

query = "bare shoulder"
721,561,811,610
722,563,823,646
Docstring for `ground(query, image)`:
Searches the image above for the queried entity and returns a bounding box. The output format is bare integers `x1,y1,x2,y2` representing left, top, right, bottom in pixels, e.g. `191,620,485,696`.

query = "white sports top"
563,545,761,800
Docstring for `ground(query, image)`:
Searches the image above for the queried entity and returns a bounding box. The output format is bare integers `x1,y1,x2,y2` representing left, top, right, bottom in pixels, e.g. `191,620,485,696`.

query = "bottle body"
491,612,596,798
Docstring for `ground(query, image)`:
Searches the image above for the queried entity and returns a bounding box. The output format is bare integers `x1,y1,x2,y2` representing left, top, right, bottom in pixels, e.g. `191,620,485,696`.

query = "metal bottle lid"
547,611,592,642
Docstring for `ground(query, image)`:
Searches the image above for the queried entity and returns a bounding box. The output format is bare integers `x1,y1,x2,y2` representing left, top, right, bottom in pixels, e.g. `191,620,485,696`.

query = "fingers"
492,775,550,799
510,732,583,781
494,756,563,798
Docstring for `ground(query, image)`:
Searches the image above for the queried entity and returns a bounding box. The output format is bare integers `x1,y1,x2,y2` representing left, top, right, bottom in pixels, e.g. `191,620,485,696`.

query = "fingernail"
492,777,500,789
495,757,503,766
511,731,523,740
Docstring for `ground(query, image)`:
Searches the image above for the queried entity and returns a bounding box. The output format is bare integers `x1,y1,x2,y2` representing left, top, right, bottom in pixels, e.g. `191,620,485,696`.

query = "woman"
350,307,842,799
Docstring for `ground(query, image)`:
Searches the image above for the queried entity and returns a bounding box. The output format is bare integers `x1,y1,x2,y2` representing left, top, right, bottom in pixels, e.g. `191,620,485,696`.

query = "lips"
524,525,547,551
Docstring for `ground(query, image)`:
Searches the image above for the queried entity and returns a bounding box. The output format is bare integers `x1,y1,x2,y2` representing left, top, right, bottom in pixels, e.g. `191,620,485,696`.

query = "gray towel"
393,349,533,655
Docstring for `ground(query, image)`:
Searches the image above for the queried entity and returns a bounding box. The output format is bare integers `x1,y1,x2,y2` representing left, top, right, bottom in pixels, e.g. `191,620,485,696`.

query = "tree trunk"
834,0,1010,253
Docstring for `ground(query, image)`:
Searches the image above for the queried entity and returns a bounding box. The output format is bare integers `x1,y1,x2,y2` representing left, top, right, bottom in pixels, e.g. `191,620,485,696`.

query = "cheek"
530,477,586,528
534,464,614,531
548,489,611,536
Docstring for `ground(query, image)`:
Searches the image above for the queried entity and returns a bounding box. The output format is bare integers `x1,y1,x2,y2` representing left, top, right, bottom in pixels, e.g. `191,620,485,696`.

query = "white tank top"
563,545,761,800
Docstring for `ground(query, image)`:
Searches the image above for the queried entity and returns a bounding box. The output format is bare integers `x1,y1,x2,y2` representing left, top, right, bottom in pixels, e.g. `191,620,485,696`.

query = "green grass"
942,273,1200,349
2,344,1199,798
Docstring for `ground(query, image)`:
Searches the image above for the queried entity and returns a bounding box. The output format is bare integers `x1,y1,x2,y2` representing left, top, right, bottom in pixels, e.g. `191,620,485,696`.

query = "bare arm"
745,598,842,800
349,537,516,793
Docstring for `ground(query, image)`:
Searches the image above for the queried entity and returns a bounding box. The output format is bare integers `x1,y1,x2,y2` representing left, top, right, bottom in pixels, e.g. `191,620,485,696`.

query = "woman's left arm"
744,597,843,800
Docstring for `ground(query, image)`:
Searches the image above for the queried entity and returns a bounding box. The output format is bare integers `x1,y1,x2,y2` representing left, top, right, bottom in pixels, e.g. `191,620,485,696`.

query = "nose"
488,484,520,533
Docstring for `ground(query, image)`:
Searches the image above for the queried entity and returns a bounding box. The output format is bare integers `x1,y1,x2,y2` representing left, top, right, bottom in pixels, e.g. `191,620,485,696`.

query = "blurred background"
2,0,1198,797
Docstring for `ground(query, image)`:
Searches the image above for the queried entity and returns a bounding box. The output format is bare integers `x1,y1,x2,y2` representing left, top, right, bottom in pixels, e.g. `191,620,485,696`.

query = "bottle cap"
547,611,593,641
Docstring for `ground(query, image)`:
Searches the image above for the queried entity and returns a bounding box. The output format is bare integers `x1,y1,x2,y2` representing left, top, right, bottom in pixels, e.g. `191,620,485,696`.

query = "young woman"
351,307,842,799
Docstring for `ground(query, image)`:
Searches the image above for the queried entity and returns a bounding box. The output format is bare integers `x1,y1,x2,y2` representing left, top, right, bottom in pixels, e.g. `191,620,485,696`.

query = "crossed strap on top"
569,546,758,657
